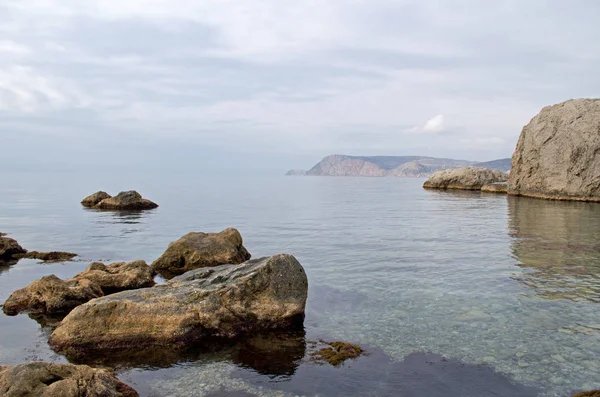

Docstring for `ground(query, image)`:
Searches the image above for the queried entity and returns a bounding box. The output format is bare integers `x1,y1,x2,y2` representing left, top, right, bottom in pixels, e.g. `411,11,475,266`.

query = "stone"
74,260,155,294
151,228,251,278
509,99,600,201
0,362,138,397
17,251,78,262
481,182,508,193
310,341,364,366
94,190,158,210
49,254,308,356
81,191,112,208
2,275,103,316
0,236,27,261
423,167,508,190
3,260,155,316
573,392,600,397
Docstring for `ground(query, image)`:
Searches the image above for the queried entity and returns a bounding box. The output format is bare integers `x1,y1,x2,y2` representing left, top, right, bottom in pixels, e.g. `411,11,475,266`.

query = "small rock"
81,191,112,208
481,182,508,193
0,236,27,261
17,251,77,262
551,354,566,363
517,360,530,368
94,190,158,210
423,167,508,190
311,341,364,366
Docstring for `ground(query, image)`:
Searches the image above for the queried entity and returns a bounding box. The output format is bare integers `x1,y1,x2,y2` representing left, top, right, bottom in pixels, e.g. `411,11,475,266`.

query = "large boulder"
49,254,308,355
0,236,27,261
508,99,600,201
151,228,251,278
0,362,138,397
3,261,155,316
93,191,158,210
2,275,103,316
81,191,112,208
423,167,508,190
74,260,155,294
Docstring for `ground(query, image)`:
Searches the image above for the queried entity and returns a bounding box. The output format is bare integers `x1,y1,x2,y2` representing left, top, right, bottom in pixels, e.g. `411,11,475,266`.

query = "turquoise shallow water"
1,172,599,396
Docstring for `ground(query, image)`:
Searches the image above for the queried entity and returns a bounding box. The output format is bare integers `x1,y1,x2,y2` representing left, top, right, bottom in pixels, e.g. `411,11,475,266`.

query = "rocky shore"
423,167,508,191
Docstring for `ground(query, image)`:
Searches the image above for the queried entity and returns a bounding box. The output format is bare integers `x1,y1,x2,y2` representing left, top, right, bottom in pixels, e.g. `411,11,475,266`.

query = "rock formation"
3,260,155,316
286,169,307,176
0,236,27,261
151,228,251,278
18,251,78,262
81,191,112,207
423,167,508,190
3,275,103,316
93,191,158,210
508,98,600,201
0,362,138,397
49,254,308,355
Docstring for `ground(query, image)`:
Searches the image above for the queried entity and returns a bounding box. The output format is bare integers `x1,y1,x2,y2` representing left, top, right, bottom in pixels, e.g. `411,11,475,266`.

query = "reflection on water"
84,208,154,237
509,196,600,302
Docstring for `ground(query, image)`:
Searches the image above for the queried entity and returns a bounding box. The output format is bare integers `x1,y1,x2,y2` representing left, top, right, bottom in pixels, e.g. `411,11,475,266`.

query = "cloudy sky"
1,0,599,172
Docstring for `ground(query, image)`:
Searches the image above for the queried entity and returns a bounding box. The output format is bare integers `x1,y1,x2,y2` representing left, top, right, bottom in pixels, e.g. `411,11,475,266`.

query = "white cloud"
423,114,445,132
0,40,30,54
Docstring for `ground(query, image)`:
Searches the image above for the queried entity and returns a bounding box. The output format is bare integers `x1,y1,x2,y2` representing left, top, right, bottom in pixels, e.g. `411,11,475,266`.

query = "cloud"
423,114,445,132
0,0,599,167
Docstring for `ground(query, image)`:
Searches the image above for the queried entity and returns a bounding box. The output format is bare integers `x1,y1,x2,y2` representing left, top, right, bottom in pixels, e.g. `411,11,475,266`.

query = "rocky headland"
508,98,600,201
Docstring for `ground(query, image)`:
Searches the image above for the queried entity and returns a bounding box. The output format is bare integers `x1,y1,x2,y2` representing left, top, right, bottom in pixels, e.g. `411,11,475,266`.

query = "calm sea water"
1,172,600,396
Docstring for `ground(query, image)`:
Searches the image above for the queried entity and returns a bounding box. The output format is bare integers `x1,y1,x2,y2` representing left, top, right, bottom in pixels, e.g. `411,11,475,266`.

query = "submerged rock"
49,254,308,355
74,260,155,294
311,341,364,366
0,236,27,261
81,191,112,207
17,251,78,262
3,260,155,316
151,228,251,278
509,99,600,201
481,182,508,193
423,167,508,190
94,190,158,210
573,391,600,397
2,275,103,316
0,362,138,397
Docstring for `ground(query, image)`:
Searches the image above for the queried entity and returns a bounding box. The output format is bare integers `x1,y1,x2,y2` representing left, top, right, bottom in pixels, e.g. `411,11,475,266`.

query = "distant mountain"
472,158,512,172
286,155,511,177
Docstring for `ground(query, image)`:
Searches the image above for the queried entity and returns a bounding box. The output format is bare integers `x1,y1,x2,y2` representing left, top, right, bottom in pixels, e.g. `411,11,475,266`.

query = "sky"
1,0,599,173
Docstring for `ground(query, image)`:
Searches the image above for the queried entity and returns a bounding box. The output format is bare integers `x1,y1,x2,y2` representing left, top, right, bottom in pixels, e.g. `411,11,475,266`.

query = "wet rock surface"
49,254,308,355
151,228,251,278
423,167,508,190
0,362,138,397
509,98,600,201
73,260,155,294
310,341,364,366
17,251,78,262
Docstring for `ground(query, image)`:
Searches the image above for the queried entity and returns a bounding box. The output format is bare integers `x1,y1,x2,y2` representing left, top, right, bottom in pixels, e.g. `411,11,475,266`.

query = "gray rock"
49,254,308,355
285,169,307,176
151,228,251,278
509,98,600,201
0,362,138,397
423,167,508,190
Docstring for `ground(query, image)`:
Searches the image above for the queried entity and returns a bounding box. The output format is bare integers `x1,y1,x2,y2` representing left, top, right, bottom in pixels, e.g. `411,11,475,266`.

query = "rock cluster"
81,190,158,210
0,362,138,397
423,167,508,191
3,260,155,316
151,228,251,278
0,235,76,263
508,98,600,201
49,254,308,355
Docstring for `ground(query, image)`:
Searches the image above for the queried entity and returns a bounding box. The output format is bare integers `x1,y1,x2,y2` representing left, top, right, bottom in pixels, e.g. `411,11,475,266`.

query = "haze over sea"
1,170,599,396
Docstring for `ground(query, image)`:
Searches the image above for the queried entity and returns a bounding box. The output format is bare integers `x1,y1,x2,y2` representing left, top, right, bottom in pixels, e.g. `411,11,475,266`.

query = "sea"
1,171,599,396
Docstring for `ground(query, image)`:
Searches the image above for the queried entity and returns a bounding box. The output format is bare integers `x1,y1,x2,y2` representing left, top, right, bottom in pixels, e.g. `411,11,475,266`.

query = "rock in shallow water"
81,191,112,207
49,254,308,355
0,362,138,397
423,167,508,190
3,260,155,316
509,99,600,201
151,228,251,278
17,251,78,262
0,236,27,261
481,182,508,193
94,190,158,210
